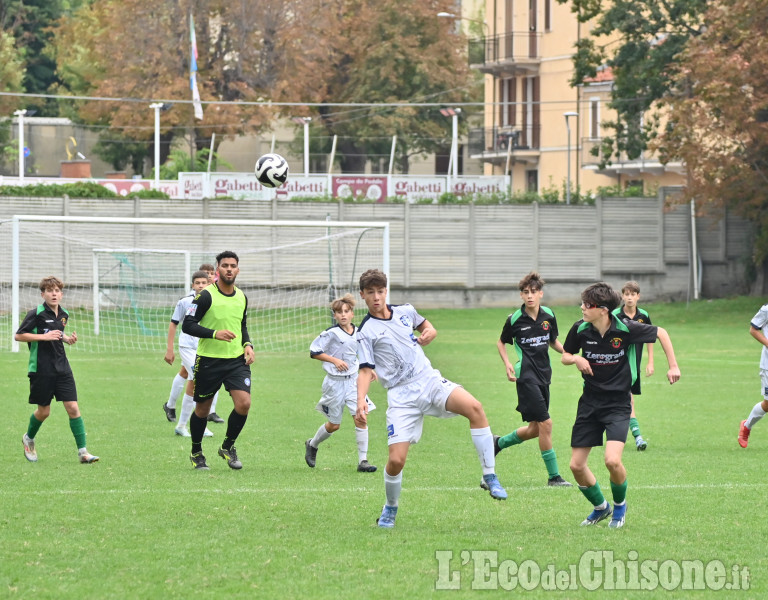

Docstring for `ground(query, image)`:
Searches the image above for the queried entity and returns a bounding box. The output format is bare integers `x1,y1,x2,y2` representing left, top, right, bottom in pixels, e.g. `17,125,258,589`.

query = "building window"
545,0,551,31
526,169,538,192
501,78,516,128
590,98,600,139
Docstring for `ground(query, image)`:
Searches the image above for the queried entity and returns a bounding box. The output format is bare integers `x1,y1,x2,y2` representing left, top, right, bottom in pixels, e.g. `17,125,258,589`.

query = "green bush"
0,182,119,198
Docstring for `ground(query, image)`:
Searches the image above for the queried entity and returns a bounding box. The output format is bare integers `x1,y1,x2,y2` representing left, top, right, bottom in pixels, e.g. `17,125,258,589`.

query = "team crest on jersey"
638,318,645,323
611,337,623,349
399,314,412,328
61,318,67,326
186,304,197,316
541,321,550,331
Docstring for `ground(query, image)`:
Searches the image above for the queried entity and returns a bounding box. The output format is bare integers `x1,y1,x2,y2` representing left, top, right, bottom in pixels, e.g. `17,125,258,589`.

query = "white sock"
167,374,185,409
210,390,220,414
746,403,766,429
384,469,402,507
178,394,195,428
310,423,333,447
471,426,495,475
355,427,369,462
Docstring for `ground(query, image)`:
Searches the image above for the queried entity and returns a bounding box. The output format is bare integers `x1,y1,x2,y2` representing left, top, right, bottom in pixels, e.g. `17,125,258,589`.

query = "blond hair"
331,293,356,313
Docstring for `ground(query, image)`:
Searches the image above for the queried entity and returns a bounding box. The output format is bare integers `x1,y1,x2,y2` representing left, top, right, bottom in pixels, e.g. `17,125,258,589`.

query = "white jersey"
172,290,199,350
751,304,768,370
310,324,360,376
357,303,433,389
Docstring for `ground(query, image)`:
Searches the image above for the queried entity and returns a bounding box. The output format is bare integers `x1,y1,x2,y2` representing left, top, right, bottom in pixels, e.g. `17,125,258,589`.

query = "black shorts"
193,355,251,401
631,378,641,396
570,390,631,448
515,382,551,422
28,371,77,405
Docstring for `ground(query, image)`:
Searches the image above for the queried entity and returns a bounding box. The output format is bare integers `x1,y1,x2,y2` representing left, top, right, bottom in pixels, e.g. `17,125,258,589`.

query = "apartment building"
469,0,685,196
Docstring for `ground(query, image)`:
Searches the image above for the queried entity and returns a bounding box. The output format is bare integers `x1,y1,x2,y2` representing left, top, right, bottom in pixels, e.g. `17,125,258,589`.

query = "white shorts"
315,374,376,425
761,369,768,400
385,368,460,446
179,346,197,380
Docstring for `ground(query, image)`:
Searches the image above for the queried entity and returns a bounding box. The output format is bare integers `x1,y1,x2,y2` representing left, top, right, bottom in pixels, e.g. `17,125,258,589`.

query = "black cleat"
207,412,225,423
163,402,176,422
357,460,377,472
305,439,317,468
190,452,209,470
218,446,242,469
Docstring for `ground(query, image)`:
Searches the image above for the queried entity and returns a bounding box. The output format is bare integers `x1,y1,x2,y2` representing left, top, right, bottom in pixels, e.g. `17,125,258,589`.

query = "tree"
0,29,26,173
276,0,478,173
558,0,707,165
655,0,768,268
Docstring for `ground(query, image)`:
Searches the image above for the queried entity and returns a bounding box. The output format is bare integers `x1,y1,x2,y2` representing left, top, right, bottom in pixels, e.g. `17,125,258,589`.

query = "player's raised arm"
655,326,680,384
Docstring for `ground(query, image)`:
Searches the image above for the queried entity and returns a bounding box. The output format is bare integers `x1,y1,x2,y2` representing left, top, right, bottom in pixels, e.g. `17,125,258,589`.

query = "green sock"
27,414,44,439
579,482,606,507
69,416,86,450
610,478,628,505
540,449,560,478
498,430,522,449
629,417,642,438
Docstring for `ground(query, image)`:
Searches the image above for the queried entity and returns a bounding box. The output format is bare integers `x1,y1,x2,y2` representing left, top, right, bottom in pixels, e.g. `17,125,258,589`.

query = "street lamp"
292,117,312,177
13,109,27,182
440,108,461,184
149,103,172,188
564,111,578,205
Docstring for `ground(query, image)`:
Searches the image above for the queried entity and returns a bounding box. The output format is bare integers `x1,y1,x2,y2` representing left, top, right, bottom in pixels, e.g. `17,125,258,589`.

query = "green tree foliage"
558,0,707,164
279,0,477,173
655,0,768,266
0,29,26,172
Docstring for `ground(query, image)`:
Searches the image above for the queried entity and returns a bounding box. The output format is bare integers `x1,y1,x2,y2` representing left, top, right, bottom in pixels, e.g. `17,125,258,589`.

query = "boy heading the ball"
354,269,507,529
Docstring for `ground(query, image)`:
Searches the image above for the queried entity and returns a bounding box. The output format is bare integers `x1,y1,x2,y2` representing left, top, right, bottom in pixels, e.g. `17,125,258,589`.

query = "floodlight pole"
13,109,27,182
292,117,312,177
150,103,163,189
564,112,578,205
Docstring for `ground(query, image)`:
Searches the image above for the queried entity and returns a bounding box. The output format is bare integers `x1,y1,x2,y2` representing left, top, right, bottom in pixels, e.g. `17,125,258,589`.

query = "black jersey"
563,315,657,395
499,304,559,385
16,303,73,376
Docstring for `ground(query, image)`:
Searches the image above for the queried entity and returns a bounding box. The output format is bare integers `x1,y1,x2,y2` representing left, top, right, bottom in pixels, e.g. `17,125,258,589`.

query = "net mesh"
1,217,387,354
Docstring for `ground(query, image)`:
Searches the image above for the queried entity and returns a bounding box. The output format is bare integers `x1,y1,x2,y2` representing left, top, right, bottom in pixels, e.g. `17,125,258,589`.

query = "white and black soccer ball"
254,153,289,188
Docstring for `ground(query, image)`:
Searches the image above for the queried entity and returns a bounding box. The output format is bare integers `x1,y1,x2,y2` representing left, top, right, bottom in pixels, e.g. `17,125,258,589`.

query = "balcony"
580,138,685,176
469,126,541,164
468,32,542,75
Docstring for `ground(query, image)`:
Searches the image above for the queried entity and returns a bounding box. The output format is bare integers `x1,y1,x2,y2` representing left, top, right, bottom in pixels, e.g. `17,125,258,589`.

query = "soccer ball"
255,153,289,188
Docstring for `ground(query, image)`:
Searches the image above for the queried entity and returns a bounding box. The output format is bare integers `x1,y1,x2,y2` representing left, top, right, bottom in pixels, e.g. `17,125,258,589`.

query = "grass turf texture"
1,296,766,598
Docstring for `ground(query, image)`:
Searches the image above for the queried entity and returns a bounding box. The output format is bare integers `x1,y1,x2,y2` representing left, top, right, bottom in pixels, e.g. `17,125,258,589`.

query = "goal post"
4,215,389,353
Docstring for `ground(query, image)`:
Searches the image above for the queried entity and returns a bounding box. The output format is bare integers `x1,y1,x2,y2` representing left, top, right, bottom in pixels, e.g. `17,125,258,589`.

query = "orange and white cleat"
738,420,751,448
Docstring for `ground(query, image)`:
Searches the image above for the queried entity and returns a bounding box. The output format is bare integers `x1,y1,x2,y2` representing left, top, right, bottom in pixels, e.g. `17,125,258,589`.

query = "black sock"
223,409,248,450
190,412,207,454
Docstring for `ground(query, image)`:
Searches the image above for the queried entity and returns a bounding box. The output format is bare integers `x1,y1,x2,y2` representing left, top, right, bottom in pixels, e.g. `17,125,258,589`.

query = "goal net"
1,216,389,354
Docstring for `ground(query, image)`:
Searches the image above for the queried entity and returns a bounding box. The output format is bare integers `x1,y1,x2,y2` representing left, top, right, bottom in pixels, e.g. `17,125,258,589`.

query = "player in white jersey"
738,303,768,447
354,269,507,529
163,271,214,438
304,294,377,472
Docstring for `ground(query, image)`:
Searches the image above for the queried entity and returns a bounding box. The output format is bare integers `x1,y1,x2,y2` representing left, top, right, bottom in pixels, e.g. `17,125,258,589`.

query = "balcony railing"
580,138,684,175
468,32,542,70
469,126,541,156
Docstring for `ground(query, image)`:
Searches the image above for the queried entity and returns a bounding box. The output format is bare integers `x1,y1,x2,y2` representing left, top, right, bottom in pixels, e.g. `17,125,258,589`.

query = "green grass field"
1,297,766,598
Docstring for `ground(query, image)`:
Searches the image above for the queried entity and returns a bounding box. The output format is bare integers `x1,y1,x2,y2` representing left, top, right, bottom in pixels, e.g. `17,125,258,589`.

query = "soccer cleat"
163,402,177,422
174,427,191,437
493,434,502,456
609,503,627,529
738,420,751,448
204,428,214,438
482,474,508,500
304,439,318,468
78,450,100,464
635,436,648,451
377,505,398,528
547,475,573,487
357,460,377,472
190,452,209,470
207,412,225,423
22,433,38,463
218,446,242,470
580,503,613,526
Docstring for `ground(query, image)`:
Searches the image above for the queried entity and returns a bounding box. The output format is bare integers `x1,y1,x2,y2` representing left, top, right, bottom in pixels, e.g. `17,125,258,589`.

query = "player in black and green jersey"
16,276,99,464
562,282,680,529
182,251,255,470
613,281,654,451
490,272,571,487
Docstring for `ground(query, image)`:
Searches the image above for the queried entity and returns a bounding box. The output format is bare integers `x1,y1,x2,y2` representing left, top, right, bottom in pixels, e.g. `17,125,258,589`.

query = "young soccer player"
304,293,377,472
16,276,99,464
491,272,571,487
562,282,680,529
737,301,768,448
354,269,507,529
164,270,214,438
182,251,255,470
199,263,225,424
613,281,654,450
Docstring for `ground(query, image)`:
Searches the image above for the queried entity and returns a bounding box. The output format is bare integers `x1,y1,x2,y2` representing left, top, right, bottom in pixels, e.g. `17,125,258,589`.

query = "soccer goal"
3,215,389,354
